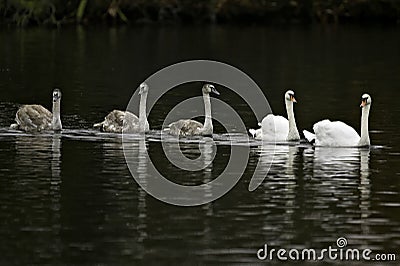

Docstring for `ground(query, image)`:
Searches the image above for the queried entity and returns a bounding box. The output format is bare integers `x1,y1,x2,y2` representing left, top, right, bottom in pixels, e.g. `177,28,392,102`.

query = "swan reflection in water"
123,137,216,256
102,139,149,259
259,145,299,202
248,142,299,191
51,134,62,179
161,138,216,246
253,143,372,242
305,146,372,243
359,149,371,235
308,147,371,201
124,137,216,200
14,133,62,190
310,147,367,178
251,144,300,239
159,137,216,202
50,134,62,223
13,134,62,252
136,139,148,258
255,144,299,179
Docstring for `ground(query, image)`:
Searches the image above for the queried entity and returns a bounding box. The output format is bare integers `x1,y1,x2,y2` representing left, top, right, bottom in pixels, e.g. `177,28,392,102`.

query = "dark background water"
0,25,399,264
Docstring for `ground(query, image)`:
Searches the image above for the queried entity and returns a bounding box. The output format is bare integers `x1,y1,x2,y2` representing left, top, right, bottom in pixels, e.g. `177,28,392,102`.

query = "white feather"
261,114,289,141
302,94,372,147
249,128,262,139
249,90,300,142
303,129,315,143
313,119,360,147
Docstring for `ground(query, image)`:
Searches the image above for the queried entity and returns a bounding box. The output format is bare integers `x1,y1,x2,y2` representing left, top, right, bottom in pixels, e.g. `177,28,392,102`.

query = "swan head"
202,84,220,95
285,90,297,103
360,93,372,108
53,88,62,102
138,83,149,95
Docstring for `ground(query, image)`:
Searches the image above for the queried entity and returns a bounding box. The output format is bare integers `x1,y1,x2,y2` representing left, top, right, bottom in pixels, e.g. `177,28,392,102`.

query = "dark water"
0,25,399,265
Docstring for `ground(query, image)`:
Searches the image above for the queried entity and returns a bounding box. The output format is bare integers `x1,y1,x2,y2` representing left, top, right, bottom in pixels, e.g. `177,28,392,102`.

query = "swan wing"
249,128,262,139
260,115,289,141
93,121,104,129
303,130,316,143
122,111,140,133
15,104,52,132
167,119,203,136
313,119,360,147
98,110,139,133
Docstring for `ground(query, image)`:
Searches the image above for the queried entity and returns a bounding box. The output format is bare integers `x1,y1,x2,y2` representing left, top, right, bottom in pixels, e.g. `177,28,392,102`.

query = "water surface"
0,25,399,264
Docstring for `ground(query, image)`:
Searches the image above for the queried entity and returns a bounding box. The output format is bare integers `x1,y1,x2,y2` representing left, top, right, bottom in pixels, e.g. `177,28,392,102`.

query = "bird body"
249,90,300,142
165,119,204,136
164,84,219,137
94,83,150,133
94,110,141,133
303,94,372,147
305,120,361,147
10,88,62,132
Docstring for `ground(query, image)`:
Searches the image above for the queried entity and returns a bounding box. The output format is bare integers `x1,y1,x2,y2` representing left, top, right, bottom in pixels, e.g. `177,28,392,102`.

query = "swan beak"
360,100,366,107
211,87,220,96
290,95,297,103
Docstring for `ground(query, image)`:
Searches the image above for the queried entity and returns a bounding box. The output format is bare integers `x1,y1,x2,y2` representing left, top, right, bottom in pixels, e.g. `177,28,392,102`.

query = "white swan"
10,88,62,132
303,94,372,147
94,83,150,133
249,90,300,141
164,84,219,136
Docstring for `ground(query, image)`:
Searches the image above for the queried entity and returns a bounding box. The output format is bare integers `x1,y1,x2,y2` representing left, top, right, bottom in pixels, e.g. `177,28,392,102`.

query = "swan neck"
285,100,299,140
202,93,213,134
52,100,62,131
139,92,149,132
359,105,370,146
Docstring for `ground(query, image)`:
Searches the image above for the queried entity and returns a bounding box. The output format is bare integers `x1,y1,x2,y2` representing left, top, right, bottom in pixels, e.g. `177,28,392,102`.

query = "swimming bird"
164,84,219,137
303,94,372,147
94,83,150,133
249,90,300,142
10,88,62,132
